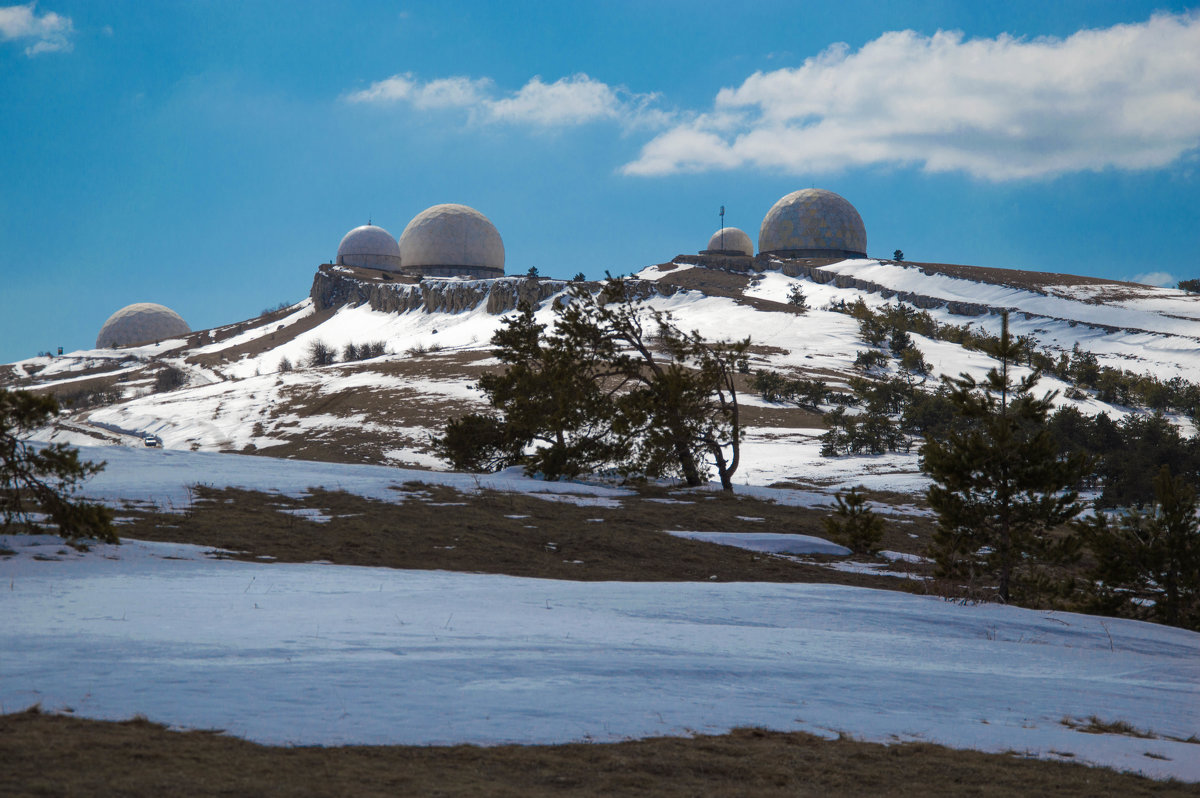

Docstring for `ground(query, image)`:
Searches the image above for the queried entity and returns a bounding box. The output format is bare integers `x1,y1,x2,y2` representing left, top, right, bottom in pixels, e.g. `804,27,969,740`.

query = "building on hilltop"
398,203,505,279
700,227,754,257
96,303,190,349
758,189,867,260
336,224,403,272
332,204,505,280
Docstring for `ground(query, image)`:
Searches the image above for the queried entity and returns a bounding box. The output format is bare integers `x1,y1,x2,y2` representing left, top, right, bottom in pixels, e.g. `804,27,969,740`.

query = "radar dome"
336,224,402,271
398,204,504,278
96,303,190,349
702,227,754,256
759,189,867,259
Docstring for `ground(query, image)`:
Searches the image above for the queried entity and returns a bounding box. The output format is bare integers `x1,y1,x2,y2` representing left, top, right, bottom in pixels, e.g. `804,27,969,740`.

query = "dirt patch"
739,404,825,429
655,267,813,318
187,307,338,368
2,710,1189,798
908,261,1142,295
113,483,931,588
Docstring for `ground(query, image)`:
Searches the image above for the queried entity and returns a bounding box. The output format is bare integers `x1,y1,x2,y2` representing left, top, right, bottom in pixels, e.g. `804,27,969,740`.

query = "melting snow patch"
817,559,929,580
880,550,933,564
666,531,851,556
278,508,333,524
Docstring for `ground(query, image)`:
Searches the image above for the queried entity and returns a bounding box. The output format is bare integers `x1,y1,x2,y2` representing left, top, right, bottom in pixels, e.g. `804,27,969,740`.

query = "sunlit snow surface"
7,266,1200,780
2,535,1197,782
28,262,1200,473
666,531,852,555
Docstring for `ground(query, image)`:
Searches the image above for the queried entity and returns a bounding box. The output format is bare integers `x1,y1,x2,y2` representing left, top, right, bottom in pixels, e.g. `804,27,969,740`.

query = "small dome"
337,224,402,271
759,189,867,258
399,204,504,278
702,227,754,256
96,303,190,349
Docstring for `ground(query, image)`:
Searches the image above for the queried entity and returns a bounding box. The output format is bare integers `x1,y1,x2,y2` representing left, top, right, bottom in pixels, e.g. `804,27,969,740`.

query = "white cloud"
622,12,1200,180
489,75,620,126
344,73,492,110
1130,271,1175,287
0,2,74,56
346,72,664,129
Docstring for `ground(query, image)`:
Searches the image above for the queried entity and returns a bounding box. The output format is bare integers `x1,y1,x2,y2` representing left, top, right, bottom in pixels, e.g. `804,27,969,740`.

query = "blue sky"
2,1,1198,362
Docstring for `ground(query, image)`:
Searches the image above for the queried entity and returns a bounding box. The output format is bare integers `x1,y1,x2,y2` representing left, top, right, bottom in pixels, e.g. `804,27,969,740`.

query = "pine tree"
435,280,749,489
1081,465,1200,630
823,487,884,554
921,313,1088,603
1,389,115,543
436,302,620,480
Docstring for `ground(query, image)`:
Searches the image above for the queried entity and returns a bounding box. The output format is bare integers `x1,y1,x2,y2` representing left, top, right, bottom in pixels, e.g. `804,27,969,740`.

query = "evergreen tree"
435,280,749,489
823,487,884,554
1,389,115,542
1080,465,1200,630
435,302,620,480
786,285,808,311
921,313,1088,603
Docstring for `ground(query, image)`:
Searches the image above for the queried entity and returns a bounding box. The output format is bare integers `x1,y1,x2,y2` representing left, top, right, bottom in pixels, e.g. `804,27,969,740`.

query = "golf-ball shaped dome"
703,227,754,256
96,303,190,348
336,224,403,271
398,204,504,277
759,189,867,258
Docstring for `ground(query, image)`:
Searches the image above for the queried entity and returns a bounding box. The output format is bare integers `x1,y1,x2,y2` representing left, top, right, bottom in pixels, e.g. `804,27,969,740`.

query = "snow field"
2,534,1197,782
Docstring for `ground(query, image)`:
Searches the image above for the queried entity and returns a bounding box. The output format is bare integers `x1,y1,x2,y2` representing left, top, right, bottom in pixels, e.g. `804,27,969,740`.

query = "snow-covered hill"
6,256,1197,492
5,258,1200,781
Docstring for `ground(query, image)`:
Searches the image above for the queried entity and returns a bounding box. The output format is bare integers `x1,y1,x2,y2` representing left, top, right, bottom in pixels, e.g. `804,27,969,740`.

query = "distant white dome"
759,189,867,258
703,227,754,256
336,224,402,271
96,303,190,349
399,204,504,278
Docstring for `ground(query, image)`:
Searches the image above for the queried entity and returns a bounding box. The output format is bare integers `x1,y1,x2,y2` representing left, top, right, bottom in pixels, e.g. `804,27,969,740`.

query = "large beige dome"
336,224,402,271
702,227,754,256
759,189,867,259
398,204,504,278
96,303,190,348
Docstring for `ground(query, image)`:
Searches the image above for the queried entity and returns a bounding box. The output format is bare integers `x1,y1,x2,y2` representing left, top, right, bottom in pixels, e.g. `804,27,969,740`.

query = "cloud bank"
0,3,74,56
622,12,1200,180
346,72,664,129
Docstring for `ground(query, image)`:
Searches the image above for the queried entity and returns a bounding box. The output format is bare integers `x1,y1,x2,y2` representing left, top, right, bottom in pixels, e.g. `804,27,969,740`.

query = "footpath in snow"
2,535,1197,782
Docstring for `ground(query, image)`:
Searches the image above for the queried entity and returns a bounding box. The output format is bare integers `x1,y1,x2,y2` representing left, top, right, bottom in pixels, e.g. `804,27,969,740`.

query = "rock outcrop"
310,265,573,316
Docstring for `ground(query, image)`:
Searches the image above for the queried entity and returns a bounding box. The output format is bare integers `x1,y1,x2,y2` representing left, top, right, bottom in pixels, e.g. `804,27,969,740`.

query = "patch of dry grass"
2,709,1191,798
111,483,934,587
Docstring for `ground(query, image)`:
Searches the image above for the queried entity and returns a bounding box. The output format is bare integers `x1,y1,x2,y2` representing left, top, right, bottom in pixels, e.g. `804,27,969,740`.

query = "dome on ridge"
758,189,867,259
96,303,190,349
398,204,504,278
336,224,403,271
702,227,754,256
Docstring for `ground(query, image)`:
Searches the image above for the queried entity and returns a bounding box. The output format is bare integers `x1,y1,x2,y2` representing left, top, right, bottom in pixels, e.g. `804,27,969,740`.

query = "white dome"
703,227,754,256
398,204,504,277
759,189,867,258
96,303,190,349
336,224,402,271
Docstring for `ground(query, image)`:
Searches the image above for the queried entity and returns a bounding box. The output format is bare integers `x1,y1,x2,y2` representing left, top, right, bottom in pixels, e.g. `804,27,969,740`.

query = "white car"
143,434,163,448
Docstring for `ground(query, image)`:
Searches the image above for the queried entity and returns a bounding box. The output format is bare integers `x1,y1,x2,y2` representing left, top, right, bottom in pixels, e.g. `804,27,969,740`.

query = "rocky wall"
310,267,578,316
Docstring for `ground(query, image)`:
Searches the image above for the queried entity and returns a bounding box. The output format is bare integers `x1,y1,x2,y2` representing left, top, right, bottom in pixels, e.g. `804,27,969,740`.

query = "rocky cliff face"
310,265,575,316
310,258,998,324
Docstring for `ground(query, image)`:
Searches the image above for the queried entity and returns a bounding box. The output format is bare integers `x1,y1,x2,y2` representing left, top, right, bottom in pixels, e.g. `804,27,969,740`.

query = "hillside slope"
5,256,1198,492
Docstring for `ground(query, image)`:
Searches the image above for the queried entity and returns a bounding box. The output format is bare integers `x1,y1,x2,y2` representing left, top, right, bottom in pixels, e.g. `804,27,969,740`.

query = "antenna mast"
719,205,725,251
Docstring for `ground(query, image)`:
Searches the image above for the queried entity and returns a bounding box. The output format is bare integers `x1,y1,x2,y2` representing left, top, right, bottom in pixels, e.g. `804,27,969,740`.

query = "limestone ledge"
312,267,575,316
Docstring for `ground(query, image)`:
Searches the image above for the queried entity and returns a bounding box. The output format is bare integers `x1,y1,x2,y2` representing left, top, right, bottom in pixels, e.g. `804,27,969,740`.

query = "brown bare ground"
907,261,1142,295
2,709,1191,797
186,306,338,368
112,483,935,587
